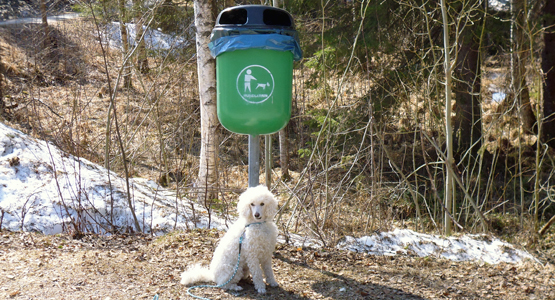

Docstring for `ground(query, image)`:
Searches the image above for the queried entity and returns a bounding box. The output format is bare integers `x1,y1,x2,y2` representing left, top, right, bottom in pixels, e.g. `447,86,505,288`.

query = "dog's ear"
264,193,278,218
237,192,252,219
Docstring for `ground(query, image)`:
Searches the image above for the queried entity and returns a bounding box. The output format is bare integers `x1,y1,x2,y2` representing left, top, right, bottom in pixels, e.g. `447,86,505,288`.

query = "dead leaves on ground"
0,230,554,299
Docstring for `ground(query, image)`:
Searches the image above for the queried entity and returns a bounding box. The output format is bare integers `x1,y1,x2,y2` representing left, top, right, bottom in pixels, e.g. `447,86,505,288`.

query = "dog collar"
245,221,266,227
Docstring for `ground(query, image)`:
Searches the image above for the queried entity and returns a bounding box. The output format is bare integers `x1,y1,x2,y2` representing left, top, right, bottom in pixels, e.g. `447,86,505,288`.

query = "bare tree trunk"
541,0,555,148
511,0,535,133
0,46,3,114
451,0,488,234
440,0,454,236
40,0,50,47
539,213,555,236
453,15,482,161
265,135,272,186
194,0,218,204
134,0,149,74
279,128,290,181
119,0,132,88
272,0,289,182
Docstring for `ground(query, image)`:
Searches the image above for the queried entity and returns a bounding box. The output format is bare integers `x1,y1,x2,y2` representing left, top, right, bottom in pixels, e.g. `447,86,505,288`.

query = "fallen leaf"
9,290,20,298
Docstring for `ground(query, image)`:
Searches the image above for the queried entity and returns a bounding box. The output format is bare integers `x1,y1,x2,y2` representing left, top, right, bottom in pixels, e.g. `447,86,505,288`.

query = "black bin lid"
215,5,295,29
209,5,302,60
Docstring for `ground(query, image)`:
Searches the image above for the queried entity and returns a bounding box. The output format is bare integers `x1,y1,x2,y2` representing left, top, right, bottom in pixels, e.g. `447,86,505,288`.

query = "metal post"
248,134,260,187
265,135,272,187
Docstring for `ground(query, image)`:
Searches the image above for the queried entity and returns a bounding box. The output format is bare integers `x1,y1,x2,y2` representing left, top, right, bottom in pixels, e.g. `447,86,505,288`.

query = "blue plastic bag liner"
209,5,302,61
209,32,302,61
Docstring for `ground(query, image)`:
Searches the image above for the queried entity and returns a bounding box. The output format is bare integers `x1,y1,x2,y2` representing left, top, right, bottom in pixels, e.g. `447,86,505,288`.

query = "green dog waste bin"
209,5,302,135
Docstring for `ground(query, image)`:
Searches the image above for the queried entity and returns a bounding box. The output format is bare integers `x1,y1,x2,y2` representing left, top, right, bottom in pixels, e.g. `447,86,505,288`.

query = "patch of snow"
489,0,509,12
492,92,506,103
487,71,507,103
102,22,191,55
0,13,81,26
337,229,537,264
0,122,223,234
0,122,537,264
487,72,504,80
277,232,325,249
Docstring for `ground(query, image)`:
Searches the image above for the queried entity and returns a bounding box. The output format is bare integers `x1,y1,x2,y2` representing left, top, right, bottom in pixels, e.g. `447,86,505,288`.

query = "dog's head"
237,185,278,222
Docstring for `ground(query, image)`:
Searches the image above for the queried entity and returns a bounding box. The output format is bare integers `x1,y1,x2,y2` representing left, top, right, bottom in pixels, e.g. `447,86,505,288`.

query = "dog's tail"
180,264,213,285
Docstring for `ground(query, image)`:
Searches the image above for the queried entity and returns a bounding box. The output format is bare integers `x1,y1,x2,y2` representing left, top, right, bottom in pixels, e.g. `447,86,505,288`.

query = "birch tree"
440,0,455,236
194,0,219,203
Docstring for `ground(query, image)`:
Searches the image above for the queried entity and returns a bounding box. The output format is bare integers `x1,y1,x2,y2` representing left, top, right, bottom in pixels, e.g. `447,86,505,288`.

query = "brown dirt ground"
0,230,554,300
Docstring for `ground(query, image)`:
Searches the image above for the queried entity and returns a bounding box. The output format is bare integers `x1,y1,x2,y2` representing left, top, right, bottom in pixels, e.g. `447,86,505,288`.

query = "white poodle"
180,185,279,294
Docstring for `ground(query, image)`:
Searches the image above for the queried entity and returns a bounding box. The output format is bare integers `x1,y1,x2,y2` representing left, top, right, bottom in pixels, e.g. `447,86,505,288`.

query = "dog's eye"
260,203,264,206
251,203,255,206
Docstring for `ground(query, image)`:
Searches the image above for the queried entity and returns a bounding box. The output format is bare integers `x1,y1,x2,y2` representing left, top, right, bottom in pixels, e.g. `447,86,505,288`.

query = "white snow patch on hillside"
0,122,537,264
338,229,537,264
102,22,190,54
0,122,222,234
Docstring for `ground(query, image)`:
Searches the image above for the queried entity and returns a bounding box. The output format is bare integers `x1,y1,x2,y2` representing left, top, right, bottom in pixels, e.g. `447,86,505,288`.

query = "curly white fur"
180,185,279,294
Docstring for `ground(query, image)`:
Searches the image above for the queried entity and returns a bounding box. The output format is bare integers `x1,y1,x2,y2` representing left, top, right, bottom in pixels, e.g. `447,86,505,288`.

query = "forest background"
1,0,555,251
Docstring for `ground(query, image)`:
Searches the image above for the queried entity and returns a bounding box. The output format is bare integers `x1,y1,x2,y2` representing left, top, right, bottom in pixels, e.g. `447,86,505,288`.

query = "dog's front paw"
226,284,243,291
267,280,279,287
256,287,267,294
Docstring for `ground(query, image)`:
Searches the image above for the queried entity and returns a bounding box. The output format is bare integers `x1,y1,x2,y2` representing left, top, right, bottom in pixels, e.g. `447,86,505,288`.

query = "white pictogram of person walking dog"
237,65,275,103
244,69,271,92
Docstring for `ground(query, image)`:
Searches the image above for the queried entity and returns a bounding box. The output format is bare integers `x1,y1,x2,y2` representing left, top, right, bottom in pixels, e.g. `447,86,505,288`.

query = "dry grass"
1,18,201,180
1,13,554,251
1,17,390,239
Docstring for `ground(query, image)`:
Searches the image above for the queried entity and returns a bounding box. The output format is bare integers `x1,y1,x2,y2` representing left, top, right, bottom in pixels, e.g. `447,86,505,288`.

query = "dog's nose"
254,212,260,218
